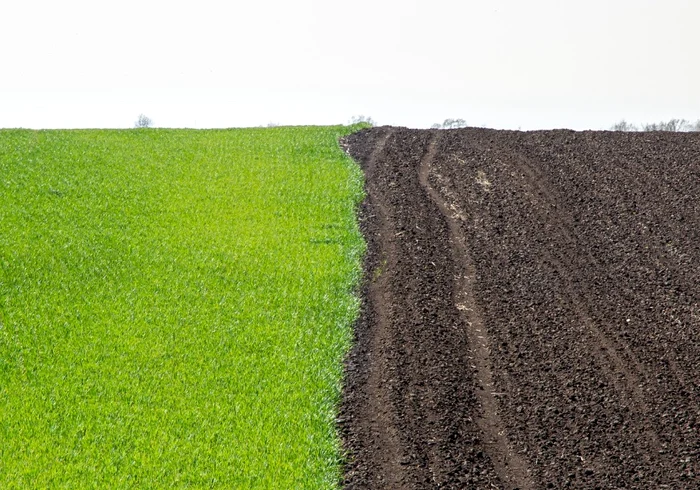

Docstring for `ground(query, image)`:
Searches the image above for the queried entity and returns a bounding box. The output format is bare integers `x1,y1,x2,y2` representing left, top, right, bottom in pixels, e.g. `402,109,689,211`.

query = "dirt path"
341,127,700,489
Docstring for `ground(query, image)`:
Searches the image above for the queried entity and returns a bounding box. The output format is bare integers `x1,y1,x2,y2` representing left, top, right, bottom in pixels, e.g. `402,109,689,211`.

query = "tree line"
611,118,700,132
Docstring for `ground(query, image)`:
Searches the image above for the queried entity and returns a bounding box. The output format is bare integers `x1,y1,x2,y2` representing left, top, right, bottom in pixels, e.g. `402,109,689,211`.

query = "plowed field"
340,127,699,489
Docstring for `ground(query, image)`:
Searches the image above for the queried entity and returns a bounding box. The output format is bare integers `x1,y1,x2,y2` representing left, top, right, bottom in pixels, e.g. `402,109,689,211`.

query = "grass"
0,125,366,488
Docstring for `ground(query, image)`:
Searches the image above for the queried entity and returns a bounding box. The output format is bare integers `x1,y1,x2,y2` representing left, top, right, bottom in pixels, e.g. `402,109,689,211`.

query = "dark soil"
339,127,700,489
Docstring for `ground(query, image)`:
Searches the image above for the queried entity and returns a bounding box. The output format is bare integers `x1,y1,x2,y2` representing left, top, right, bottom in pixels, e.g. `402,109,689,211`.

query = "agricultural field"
0,126,366,488
342,127,700,489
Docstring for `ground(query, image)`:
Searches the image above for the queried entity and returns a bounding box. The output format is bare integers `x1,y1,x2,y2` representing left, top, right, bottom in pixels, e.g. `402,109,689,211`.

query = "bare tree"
610,120,639,131
135,114,153,128
642,119,690,132
612,118,700,132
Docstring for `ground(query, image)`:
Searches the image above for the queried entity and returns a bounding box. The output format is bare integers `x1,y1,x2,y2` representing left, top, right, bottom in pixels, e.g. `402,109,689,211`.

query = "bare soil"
339,127,700,489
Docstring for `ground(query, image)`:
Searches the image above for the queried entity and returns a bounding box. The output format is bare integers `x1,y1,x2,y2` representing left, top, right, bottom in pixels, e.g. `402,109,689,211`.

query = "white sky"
1,0,699,130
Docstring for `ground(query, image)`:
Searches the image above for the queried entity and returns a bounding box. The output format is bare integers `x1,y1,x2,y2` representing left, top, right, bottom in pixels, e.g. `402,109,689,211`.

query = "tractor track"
418,133,534,490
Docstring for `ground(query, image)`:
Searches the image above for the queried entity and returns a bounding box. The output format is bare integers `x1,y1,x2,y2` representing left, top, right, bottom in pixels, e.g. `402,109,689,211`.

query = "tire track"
418,133,534,490
510,149,663,451
582,134,700,394
460,132,666,471
360,127,407,488
461,132,664,455
341,127,409,489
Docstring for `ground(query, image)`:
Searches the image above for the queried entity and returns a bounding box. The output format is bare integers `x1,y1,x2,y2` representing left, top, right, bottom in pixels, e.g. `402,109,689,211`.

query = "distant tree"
642,119,690,132
267,122,280,127
135,114,153,128
612,118,700,132
610,120,639,131
669,119,691,131
432,118,468,129
349,115,376,126
669,119,689,131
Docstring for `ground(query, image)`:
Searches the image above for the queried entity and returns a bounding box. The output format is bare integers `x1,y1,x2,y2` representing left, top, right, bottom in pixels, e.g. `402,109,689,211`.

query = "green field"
0,126,365,488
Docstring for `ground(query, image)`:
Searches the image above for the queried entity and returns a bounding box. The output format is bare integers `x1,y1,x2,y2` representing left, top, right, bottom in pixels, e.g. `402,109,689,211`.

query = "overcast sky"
2,0,698,130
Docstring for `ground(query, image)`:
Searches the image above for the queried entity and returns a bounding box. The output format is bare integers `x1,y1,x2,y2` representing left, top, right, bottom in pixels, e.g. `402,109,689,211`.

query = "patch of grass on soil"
0,126,365,488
